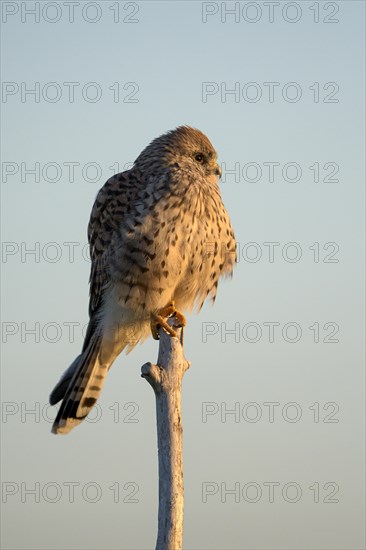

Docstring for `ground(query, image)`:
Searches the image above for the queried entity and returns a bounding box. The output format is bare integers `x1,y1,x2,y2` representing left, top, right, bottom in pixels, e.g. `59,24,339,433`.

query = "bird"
49,126,237,434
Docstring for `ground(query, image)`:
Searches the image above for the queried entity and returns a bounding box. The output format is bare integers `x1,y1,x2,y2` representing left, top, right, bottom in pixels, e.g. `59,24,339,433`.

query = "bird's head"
134,126,222,185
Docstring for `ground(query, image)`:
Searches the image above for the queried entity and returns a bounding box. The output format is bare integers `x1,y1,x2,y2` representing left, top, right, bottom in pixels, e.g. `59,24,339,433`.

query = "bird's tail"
50,329,108,435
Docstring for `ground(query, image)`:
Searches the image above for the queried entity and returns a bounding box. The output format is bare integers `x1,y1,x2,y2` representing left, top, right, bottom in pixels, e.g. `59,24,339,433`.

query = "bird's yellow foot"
150,301,186,340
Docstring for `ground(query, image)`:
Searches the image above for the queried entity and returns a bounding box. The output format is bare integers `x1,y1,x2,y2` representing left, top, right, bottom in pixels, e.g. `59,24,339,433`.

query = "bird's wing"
87,171,132,319
50,170,137,425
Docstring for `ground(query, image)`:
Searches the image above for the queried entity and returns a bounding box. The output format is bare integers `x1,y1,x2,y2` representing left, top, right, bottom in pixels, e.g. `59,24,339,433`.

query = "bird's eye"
195,154,204,163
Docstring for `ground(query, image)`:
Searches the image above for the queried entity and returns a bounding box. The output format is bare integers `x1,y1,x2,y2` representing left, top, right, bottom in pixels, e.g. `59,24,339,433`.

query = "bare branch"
141,316,190,550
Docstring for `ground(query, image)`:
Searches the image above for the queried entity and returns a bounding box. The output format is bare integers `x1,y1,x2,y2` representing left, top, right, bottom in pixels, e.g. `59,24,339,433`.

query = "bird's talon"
150,301,185,339
173,311,186,328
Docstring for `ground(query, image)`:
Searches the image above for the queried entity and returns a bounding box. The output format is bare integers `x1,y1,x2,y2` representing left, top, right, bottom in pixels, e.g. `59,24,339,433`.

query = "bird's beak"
211,162,222,179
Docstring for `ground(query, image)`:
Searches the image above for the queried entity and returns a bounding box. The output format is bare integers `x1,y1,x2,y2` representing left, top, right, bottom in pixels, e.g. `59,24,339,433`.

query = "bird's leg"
150,301,187,340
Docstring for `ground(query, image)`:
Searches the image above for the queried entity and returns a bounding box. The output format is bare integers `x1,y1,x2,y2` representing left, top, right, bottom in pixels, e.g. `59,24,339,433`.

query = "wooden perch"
141,316,190,550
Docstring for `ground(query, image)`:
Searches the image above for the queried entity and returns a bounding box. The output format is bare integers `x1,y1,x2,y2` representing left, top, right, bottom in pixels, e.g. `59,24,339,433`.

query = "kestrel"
50,126,237,434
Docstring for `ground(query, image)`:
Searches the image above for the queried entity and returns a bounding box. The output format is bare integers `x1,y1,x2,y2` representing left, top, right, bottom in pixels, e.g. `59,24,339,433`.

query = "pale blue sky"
1,1,365,549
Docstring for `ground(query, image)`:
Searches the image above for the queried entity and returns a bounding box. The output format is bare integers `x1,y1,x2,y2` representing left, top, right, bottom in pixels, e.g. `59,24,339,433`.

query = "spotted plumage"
50,126,236,434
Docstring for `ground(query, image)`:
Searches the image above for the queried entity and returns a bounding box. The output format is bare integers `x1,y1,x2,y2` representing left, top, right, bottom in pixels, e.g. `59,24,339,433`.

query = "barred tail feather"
49,354,82,406
51,331,107,435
